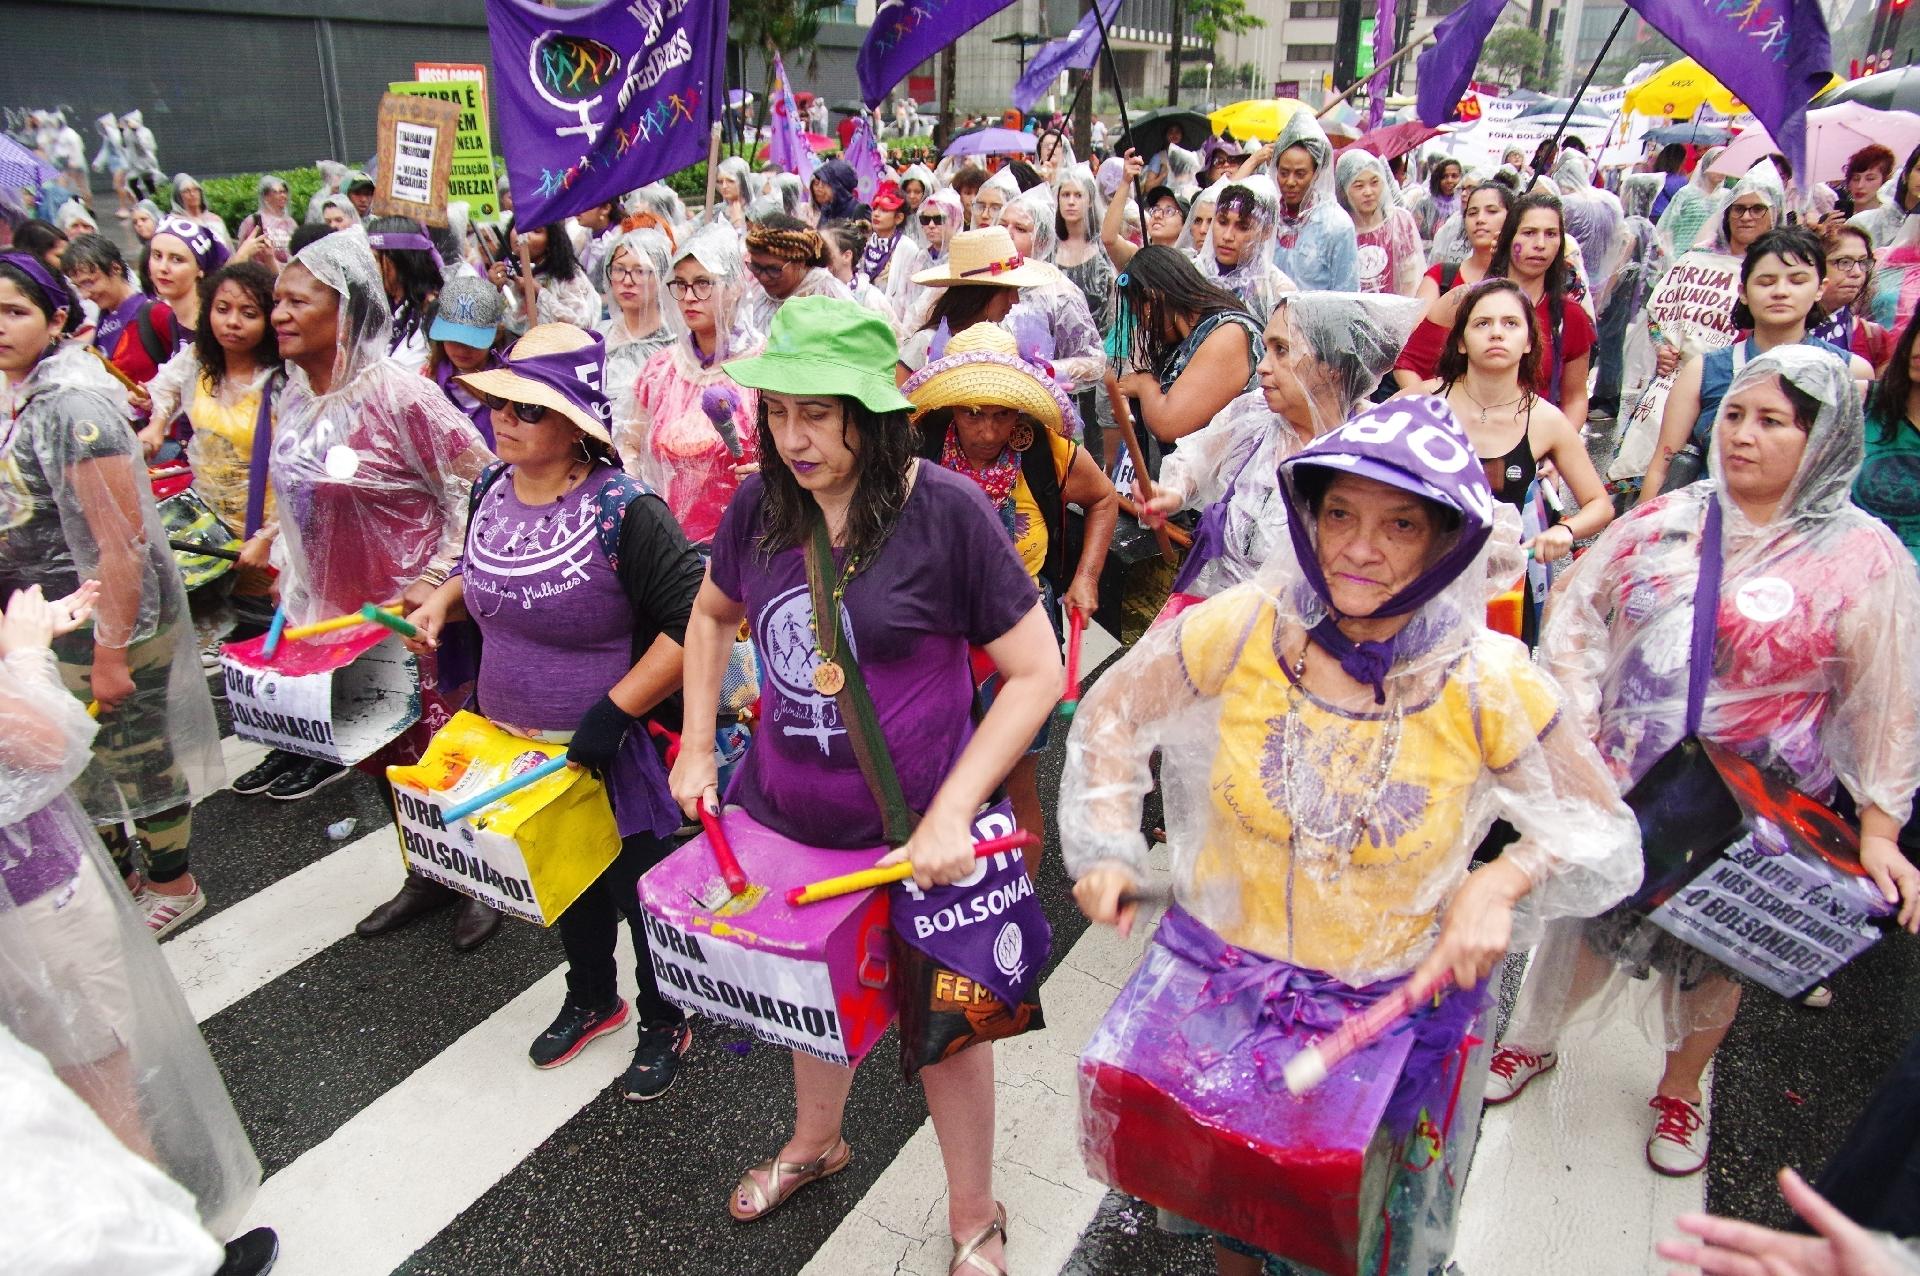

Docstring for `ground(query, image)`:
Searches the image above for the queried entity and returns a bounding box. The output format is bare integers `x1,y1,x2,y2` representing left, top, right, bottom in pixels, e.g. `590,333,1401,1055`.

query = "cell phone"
1834,194,1855,218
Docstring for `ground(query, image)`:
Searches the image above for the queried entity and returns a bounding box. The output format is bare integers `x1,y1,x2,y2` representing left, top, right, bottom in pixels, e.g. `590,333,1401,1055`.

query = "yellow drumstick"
281,606,401,643
87,700,101,718
787,833,1038,905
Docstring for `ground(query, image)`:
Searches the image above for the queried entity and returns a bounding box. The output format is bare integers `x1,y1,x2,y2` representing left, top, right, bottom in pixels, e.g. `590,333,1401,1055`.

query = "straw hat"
457,323,613,446
901,323,1074,439
910,226,1061,288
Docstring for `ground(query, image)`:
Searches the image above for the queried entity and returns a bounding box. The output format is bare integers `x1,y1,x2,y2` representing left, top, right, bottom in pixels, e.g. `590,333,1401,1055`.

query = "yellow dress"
1008,432,1075,581
184,370,271,531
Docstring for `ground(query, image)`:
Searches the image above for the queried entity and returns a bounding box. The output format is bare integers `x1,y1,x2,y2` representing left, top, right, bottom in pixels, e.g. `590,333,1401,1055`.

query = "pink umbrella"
1709,103,1920,184
1341,121,1445,161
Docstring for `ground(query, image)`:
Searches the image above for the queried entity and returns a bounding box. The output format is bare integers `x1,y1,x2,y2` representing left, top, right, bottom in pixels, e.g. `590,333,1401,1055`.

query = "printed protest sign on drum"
386,711,620,925
220,627,420,764
1611,251,1741,482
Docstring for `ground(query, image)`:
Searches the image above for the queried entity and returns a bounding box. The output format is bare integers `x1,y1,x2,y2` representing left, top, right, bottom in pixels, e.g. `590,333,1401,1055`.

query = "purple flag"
767,51,815,184
1369,0,1395,129
888,803,1051,1009
1414,0,1507,129
846,117,887,203
1011,0,1122,114
1622,0,1829,178
484,0,728,229
859,0,1019,110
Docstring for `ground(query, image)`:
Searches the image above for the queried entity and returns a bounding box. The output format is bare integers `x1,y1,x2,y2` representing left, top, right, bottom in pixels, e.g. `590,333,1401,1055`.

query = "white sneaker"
1646,1095,1709,1176
1799,984,1833,1009
143,883,207,940
1485,1046,1556,1105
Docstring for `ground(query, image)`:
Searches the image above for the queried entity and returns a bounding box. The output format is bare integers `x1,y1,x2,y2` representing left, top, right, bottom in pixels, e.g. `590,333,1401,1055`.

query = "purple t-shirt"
92,293,150,359
710,464,1038,849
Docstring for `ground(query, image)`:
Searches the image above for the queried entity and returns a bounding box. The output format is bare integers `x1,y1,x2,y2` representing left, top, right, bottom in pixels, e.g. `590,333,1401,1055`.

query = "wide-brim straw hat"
911,226,1061,288
901,323,1073,439
457,323,614,446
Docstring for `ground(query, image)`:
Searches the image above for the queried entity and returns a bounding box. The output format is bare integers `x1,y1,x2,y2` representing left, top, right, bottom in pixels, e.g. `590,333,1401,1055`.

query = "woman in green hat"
670,296,1061,1276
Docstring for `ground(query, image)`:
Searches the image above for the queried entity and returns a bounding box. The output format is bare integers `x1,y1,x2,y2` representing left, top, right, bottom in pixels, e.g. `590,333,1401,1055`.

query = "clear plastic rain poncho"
1509,345,1920,1050
625,182,688,237
119,111,162,187
1157,292,1427,600
1051,163,1117,330
270,228,493,628
1196,176,1298,323
1334,150,1428,297
898,162,938,246
1550,150,1623,297
306,159,349,224
599,226,677,444
1267,110,1360,292
1060,396,1642,990
89,113,125,175
1162,144,1202,202
0,340,223,818
888,187,965,329
1596,172,1667,322
145,346,278,533
626,223,762,544
1001,186,1107,394
0,642,259,1245
1178,178,1227,258
711,156,754,230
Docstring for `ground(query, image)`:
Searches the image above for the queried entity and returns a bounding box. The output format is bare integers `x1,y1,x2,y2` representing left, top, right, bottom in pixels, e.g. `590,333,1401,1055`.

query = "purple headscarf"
0,252,76,318
154,215,231,275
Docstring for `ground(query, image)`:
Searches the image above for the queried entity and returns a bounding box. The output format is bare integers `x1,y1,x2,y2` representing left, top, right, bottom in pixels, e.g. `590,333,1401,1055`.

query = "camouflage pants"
54,620,194,884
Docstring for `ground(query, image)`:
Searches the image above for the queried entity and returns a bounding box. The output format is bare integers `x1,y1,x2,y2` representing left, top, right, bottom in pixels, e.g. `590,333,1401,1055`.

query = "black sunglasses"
480,393,550,424
919,214,945,225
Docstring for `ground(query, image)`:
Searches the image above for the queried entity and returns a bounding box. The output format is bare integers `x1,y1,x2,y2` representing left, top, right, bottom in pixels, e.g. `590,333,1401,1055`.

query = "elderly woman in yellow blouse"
1060,397,1642,1276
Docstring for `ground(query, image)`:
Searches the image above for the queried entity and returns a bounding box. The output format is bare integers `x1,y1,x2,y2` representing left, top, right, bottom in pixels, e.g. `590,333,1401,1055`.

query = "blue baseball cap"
429,273,504,349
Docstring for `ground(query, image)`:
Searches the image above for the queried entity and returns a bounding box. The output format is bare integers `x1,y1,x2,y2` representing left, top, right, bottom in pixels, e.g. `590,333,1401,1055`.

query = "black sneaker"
529,996,629,1069
216,1226,280,1276
232,749,299,795
620,1020,692,1101
264,757,351,801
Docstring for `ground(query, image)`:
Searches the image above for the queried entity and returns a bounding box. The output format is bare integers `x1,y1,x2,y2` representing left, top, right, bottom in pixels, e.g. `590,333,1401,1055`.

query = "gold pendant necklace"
810,541,861,696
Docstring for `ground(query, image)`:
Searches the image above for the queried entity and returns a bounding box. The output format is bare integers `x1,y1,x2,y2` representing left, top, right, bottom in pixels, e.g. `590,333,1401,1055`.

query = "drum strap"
244,369,283,537
805,515,918,849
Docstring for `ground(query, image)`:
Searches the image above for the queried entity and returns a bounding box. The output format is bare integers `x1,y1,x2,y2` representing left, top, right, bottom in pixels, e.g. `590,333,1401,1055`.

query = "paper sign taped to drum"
643,911,854,1064
219,627,421,765
391,786,547,922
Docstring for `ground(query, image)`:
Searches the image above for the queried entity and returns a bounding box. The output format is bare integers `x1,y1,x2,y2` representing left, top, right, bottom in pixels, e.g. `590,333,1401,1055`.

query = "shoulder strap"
806,515,918,847
243,368,284,537
1441,262,1459,291
467,460,509,518
132,301,167,367
592,470,650,575
1683,495,1725,737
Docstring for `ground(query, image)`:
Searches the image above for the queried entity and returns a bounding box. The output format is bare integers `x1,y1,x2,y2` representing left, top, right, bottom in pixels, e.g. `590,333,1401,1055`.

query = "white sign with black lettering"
642,912,852,1065
390,784,545,924
219,633,420,765
391,122,439,206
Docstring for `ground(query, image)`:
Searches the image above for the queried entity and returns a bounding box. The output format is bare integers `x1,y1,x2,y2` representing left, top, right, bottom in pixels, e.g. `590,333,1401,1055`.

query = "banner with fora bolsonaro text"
484,0,727,230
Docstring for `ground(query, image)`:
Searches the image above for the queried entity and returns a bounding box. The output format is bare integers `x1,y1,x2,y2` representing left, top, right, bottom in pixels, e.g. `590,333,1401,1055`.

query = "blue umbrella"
1642,123,1733,146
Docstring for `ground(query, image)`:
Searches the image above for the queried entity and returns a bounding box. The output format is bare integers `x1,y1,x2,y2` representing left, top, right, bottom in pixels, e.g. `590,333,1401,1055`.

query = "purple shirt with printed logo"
709,464,1038,849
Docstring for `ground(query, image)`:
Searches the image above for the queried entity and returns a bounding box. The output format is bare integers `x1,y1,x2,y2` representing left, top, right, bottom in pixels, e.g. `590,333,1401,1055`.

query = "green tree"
1168,0,1265,105
1481,23,1546,88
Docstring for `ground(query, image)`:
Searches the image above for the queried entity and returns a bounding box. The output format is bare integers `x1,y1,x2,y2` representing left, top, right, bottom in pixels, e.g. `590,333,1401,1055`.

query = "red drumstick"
1282,968,1456,1096
697,798,749,898
1059,607,1086,720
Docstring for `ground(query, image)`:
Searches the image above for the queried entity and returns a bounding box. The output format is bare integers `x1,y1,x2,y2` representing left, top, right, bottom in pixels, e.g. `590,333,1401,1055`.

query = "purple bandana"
497,332,612,433
366,230,446,274
1278,396,1495,700
0,252,74,317
154,215,230,274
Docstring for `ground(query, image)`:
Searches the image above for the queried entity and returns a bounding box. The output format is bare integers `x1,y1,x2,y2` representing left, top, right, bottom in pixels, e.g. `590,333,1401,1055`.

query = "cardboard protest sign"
371,92,460,226
413,60,491,123
386,711,620,925
1610,251,1742,481
220,627,420,765
389,79,500,221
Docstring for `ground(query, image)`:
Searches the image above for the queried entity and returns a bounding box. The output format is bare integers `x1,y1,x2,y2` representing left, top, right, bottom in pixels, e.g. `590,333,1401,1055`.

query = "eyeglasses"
1829,255,1870,273
746,259,787,279
919,214,945,225
666,278,715,300
479,394,550,424
1146,204,1182,219
1729,204,1771,219
609,266,652,284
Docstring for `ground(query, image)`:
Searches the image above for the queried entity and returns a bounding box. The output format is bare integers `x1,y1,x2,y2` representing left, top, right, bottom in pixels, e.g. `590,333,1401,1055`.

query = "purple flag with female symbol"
484,0,727,229
1011,0,1122,114
1622,0,1830,178
859,0,1019,109
767,51,815,184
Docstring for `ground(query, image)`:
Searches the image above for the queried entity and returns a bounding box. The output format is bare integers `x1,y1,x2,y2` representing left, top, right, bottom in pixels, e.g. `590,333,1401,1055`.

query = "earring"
1009,421,1035,453
574,437,594,466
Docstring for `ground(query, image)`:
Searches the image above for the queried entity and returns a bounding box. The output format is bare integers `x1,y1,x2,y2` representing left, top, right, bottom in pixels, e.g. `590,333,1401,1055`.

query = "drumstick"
1116,495,1193,548
697,798,749,898
1058,607,1086,720
442,753,572,824
168,538,242,561
1281,968,1455,1096
86,700,101,718
1115,417,1176,563
359,602,420,639
260,604,288,661
280,605,400,643
787,831,1040,905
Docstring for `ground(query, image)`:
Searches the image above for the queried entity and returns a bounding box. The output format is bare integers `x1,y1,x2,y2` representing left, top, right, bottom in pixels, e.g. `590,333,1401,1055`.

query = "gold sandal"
727,1138,852,1222
950,1201,1008,1276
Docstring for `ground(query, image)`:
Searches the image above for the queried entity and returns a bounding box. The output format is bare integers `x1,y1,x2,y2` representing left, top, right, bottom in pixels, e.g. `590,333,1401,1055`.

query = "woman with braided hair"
739,214,854,340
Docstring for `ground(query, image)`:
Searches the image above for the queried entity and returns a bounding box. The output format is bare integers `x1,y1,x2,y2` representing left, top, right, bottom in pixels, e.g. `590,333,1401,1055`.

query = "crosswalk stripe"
238,957,642,1275
163,824,406,1023
219,732,271,787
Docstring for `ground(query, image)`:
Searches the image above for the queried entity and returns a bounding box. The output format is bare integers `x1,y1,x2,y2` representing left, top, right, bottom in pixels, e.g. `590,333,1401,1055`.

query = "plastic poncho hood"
1693,159,1784,254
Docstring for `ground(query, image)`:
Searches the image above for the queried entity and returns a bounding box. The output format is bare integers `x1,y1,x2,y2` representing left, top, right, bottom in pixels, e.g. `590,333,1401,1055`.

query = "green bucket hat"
724,296,915,414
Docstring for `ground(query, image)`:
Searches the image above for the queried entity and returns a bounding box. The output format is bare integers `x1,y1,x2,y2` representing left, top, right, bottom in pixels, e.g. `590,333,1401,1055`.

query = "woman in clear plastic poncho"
1137,291,1426,603
712,156,754,233
625,224,762,545
0,255,224,935
998,187,1107,399
1052,163,1115,332
1334,150,1427,297
599,226,677,444
0,583,259,1247
1179,178,1225,260
1493,347,1920,1176
1248,109,1360,292
1655,145,1728,259
1063,397,1641,1275
1195,178,1298,324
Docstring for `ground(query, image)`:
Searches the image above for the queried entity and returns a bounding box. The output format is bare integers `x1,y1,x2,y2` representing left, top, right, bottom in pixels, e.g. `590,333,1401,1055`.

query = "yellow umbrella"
1623,58,1743,118
1208,98,1311,142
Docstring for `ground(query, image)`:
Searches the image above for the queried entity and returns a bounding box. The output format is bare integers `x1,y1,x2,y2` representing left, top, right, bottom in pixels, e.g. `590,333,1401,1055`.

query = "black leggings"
557,830,686,1024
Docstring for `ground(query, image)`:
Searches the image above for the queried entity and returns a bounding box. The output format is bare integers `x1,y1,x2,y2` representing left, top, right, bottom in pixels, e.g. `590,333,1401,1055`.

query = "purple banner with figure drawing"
859,0,1018,109
484,0,727,229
